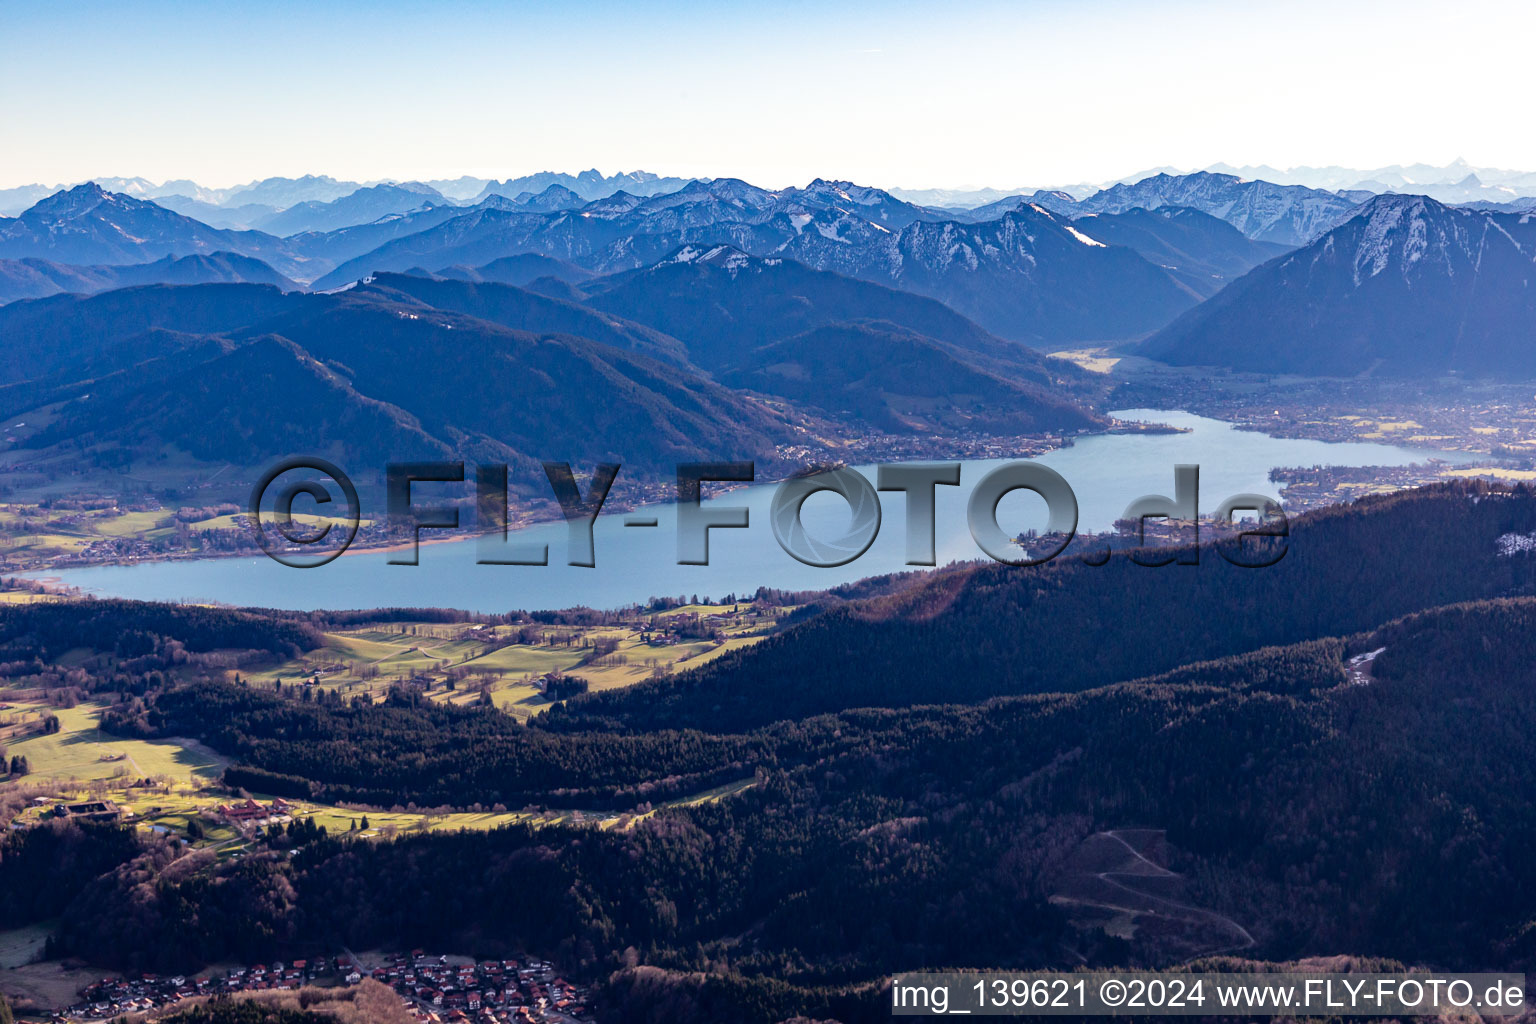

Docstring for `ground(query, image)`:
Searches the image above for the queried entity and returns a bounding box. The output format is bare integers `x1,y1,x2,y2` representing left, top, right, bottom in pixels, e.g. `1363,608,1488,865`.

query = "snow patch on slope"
1065,225,1106,247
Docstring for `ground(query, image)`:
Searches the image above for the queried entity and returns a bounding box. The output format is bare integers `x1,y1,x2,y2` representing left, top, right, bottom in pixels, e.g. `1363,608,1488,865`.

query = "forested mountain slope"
547,482,1536,732
9,590,1536,1014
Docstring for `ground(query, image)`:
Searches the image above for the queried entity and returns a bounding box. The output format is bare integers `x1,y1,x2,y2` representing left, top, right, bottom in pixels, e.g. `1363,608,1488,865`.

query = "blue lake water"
37,410,1467,612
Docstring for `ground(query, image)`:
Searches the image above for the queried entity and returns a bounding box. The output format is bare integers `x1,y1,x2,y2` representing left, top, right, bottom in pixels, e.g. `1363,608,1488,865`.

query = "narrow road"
1100,830,1255,953
1051,830,1255,958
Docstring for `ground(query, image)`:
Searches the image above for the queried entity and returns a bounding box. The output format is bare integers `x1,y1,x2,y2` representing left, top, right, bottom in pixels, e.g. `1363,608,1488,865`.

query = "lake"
37,410,1467,612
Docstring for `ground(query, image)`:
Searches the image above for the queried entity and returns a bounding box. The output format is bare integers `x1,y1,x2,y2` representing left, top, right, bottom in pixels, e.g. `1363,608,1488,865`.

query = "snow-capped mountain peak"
29,182,115,221
1143,192,1536,376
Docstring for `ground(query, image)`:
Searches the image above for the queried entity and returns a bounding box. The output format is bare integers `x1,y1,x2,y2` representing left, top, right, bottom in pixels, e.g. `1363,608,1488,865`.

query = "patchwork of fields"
1,607,779,867
249,603,782,720
5,688,757,862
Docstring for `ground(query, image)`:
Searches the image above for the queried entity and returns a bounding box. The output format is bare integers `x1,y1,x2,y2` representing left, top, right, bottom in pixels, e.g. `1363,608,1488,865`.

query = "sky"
3,0,1534,191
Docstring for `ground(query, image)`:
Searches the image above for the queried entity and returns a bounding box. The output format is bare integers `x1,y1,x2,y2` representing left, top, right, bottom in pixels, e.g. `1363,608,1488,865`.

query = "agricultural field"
0,505,109,561
0,701,228,784
0,956,100,1013
1,605,781,853
1047,347,1121,374
4,779,598,849
0,502,186,541
0,920,54,970
5,704,755,855
0,496,373,572
246,602,787,721
0,588,56,604
9,773,757,842
1443,465,1536,481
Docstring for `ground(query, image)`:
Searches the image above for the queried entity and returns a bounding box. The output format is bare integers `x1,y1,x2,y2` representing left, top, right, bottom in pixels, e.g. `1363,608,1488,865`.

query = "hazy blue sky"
3,0,1532,190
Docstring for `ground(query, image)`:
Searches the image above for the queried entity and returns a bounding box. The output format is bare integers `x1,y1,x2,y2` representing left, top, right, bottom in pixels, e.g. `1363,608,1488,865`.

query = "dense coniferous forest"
0,820,147,928
15,601,1536,1014
104,683,768,808
546,482,1536,732
0,600,323,661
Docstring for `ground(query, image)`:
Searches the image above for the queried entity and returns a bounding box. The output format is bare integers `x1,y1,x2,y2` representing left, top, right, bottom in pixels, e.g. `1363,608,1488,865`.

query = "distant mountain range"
1027,172,1363,246
891,160,1536,210
48,173,369,210
1063,207,1293,294
1202,158,1536,202
431,253,594,289
0,241,1109,489
158,184,460,234
251,183,451,236
560,244,1104,434
886,184,1076,208
473,169,697,204
298,178,1288,343
0,171,696,219
1140,194,1536,376
356,272,693,367
0,283,810,484
765,204,1206,342
1,167,1532,377
0,183,312,280
0,251,296,304
0,173,1345,343
9,160,1536,222
575,243,1019,367
153,195,287,231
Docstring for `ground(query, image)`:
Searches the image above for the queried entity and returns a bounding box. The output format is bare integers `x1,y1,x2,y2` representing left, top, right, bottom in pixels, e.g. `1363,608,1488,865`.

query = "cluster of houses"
65,958,331,1020
365,952,591,1023
56,953,592,1023
68,535,160,565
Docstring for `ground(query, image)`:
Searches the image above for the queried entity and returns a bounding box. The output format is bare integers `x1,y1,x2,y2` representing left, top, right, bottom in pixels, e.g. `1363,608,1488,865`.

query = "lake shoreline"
27,410,1479,614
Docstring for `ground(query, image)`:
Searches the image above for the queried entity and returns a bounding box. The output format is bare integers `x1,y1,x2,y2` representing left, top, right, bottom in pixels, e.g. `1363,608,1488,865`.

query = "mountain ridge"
1140,193,1536,376
0,251,296,304
0,183,314,281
